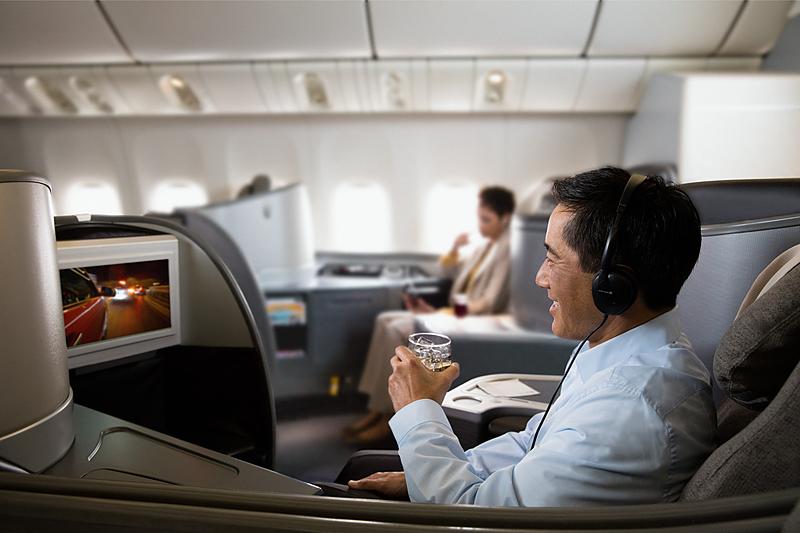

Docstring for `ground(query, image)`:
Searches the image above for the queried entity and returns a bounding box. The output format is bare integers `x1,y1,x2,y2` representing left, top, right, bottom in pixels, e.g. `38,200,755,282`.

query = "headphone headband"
592,173,648,315
597,173,647,278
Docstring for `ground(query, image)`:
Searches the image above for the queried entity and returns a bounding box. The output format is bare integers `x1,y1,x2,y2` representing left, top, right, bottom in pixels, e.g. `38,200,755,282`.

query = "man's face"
535,205,604,339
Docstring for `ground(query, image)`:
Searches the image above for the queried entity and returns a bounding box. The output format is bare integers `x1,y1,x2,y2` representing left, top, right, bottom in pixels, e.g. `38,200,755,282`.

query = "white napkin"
477,379,540,398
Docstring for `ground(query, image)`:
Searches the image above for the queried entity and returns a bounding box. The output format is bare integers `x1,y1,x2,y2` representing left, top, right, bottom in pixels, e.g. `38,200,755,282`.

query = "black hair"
479,186,516,217
551,166,701,311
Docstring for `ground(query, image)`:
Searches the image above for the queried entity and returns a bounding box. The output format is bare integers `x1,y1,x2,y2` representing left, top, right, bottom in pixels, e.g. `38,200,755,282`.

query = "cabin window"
423,181,479,252
332,181,391,252
63,182,123,216
148,180,209,213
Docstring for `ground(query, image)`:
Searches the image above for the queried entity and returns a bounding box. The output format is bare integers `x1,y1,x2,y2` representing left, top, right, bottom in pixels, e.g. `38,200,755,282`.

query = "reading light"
24,76,78,114
483,69,507,104
299,72,329,109
158,74,202,112
69,76,113,114
382,72,406,109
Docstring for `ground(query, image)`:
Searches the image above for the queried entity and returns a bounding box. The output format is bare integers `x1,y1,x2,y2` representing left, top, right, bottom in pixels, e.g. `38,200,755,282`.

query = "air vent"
24,76,77,114
69,76,113,114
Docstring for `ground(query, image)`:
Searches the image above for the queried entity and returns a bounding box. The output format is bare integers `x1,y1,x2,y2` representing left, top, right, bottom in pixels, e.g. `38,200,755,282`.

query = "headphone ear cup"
592,267,638,315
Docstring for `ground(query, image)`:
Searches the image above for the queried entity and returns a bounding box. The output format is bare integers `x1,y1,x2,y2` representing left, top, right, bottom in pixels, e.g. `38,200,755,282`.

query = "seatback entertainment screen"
57,235,181,368
60,260,171,348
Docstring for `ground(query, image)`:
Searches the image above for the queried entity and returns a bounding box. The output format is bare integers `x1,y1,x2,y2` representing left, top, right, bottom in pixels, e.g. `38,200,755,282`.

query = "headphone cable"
529,314,609,451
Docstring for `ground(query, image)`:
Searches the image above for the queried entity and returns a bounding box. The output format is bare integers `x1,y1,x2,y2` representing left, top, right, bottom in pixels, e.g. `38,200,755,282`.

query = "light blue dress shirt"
389,308,717,506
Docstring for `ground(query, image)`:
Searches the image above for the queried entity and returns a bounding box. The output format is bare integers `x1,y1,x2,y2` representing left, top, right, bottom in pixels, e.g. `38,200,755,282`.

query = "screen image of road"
60,260,171,347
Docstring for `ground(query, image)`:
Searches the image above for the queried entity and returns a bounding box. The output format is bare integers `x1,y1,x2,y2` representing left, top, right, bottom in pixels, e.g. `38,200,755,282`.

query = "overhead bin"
625,72,800,182
252,63,298,113
0,58,768,117
428,60,475,112
370,0,598,58
100,0,371,63
587,0,744,57
106,66,175,115
0,1,131,65
199,64,267,114
718,0,793,56
520,60,585,112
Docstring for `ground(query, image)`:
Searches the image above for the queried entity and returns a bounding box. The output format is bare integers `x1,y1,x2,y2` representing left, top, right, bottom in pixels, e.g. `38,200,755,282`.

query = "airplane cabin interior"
1,1,800,531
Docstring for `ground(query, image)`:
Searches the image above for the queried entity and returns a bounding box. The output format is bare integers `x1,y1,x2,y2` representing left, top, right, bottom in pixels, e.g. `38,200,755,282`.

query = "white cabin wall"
12,114,626,253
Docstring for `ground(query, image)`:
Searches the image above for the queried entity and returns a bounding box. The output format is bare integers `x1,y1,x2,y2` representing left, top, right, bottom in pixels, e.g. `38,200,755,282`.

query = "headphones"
530,173,649,452
591,173,647,315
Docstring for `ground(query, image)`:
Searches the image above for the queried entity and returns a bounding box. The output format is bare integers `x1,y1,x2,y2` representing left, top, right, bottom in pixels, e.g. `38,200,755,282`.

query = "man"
349,167,716,506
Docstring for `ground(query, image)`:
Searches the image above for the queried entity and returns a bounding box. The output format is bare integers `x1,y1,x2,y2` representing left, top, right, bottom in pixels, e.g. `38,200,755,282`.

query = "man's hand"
348,471,408,500
388,346,460,412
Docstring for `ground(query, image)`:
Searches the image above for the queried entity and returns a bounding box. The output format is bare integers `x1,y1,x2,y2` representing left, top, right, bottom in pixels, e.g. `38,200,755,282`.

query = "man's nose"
534,261,548,288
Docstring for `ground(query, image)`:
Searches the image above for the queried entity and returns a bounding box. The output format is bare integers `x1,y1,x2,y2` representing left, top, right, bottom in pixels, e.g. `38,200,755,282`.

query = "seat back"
678,179,800,398
681,262,800,500
509,214,553,332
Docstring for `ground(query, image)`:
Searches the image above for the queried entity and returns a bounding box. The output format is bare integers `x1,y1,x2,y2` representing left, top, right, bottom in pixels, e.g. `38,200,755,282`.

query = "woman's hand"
403,293,435,314
450,232,470,254
348,472,408,500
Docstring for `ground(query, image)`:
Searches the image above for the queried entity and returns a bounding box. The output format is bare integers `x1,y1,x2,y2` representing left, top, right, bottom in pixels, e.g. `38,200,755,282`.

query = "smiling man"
349,167,716,506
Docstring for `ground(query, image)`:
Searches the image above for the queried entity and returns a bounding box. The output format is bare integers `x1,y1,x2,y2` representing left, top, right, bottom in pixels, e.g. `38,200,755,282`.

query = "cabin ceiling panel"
718,0,793,56
106,66,173,115
0,0,131,65
199,64,267,114
428,60,475,112
252,63,297,113
369,0,598,58
588,0,744,57
520,60,585,112
574,59,646,112
100,0,371,62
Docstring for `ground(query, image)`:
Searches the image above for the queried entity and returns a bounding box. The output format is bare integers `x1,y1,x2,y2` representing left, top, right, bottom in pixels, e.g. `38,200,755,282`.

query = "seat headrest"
714,263,800,410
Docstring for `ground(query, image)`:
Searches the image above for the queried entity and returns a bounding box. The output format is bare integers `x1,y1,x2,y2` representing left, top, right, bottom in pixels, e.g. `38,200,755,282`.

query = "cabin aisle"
274,395,397,483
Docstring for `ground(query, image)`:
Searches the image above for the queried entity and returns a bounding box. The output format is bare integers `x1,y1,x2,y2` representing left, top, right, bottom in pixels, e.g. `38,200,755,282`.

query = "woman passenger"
347,186,516,444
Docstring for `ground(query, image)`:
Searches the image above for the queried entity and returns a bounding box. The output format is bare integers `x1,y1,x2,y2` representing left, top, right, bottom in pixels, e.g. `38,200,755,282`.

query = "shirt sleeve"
390,387,670,506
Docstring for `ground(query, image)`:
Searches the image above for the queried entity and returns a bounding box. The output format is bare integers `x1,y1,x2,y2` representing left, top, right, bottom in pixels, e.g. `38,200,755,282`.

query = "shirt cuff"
389,399,451,444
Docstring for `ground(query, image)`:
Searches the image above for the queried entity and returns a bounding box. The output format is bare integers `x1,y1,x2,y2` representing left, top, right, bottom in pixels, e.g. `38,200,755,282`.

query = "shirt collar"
573,307,683,383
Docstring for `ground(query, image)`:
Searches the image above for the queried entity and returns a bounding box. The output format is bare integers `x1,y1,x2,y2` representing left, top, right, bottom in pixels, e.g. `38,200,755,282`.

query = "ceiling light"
159,74,202,112
483,69,507,104
298,72,329,109
24,76,78,114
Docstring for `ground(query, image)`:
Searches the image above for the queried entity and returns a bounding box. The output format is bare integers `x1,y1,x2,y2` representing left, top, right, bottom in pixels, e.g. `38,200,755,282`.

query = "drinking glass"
453,293,468,318
408,332,452,372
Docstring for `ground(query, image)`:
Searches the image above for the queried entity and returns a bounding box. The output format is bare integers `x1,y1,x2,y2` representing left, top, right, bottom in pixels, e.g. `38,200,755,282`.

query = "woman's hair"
479,186,516,217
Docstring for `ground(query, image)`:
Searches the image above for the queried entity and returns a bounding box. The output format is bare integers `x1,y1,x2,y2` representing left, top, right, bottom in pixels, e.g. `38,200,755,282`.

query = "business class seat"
681,248,800,500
